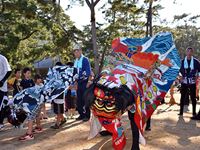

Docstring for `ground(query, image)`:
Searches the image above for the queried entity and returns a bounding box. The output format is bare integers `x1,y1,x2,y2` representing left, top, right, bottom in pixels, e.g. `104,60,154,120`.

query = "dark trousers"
128,111,140,150
197,110,200,117
77,80,90,118
185,91,190,105
180,84,196,115
0,106,8,124
146,117,151,129
0,91,7,124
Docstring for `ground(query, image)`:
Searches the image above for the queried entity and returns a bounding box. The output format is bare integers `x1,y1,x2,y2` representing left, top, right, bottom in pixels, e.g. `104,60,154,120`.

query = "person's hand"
0,81,4,87
73,84,78,90
116,111,122,118
86,81,92,88
179,76,183,82
68,85,72,90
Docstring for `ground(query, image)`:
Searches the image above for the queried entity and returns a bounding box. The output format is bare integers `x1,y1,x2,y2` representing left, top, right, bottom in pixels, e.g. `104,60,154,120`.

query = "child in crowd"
51,92,66,129
65,62,77,119
19,68,35,129
51,62,66,129
66,85,77,119
32,74,43,131
41,102,48,120
7,68,22,96
36,75,48,120
19,74,43,141
20,67,35,90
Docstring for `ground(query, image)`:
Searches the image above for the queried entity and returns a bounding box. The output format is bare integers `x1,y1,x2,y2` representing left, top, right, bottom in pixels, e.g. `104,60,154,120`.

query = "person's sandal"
33,127,43,133
60,118,67,126
19,133,34,141
50,124,60,129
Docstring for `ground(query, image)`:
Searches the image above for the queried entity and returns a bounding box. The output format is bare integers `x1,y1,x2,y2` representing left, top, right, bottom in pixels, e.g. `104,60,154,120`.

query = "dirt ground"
0,92,200,150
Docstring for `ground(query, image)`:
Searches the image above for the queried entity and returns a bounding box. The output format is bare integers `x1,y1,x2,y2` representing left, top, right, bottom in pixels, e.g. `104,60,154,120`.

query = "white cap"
73,44,81,50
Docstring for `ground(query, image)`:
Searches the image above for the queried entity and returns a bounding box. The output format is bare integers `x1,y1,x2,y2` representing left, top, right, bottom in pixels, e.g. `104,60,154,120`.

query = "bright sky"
60,0,200,29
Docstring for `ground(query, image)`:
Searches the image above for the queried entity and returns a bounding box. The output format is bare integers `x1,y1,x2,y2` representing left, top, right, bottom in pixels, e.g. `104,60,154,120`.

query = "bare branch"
20,30,38,41
94,0,100,6
55,20,84,41
85,0,91,9
58,22,68,34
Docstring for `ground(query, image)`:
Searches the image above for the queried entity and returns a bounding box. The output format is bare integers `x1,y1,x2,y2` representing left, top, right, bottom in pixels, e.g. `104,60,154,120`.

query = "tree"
67,0,102,74
172,14,200,58
146,0,153,36
85,0,101,74
144,0,163,37
0,0,80,68
102,0,145,37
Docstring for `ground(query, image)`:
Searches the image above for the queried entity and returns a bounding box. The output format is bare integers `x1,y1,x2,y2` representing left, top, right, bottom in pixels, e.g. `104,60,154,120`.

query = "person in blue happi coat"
73,44,92,122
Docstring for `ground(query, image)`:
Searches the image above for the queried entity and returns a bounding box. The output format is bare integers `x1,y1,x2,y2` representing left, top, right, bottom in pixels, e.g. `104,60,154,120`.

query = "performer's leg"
76,83,84,119
169,85,177,105
99,130,113,136
27,120,33,134
189,84,197,116
185,92,190,106
42,103,48,119
85,107,90,120
36,116,41,128
0,91,5,125
81,81,90,120
19,120,34,141
191,109,200,120
179,84,187,115
145,117,151,131
0,109,4,125
128,111,140,150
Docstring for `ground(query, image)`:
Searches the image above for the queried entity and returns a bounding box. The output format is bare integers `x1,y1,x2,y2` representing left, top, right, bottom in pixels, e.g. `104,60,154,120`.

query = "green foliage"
102,0,145,37
172,14,200,58
0,0,80,69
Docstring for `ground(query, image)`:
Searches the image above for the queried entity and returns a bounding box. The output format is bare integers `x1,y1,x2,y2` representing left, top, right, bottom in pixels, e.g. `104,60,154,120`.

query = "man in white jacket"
0,54,12,130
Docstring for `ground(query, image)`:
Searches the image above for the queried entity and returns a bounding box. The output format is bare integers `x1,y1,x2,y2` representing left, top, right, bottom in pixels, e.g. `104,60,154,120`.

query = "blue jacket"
74,56,91,82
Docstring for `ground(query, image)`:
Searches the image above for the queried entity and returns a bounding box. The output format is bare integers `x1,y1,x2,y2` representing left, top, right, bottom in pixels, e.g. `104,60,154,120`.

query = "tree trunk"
91,7,100,74
99,47,107,73
146,17,149,37
85,0,100,75
146,0,153,37
149,0,153,36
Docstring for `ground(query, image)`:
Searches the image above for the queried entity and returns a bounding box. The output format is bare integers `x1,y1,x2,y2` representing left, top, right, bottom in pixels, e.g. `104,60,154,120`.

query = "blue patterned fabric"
114,32,181,92
12,66,78,119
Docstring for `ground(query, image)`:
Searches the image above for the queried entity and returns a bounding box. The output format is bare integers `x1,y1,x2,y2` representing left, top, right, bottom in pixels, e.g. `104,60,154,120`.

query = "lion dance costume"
85,32,181,150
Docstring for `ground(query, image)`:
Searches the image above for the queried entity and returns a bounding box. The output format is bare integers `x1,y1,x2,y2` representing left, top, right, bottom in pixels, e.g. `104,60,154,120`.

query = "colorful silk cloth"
90,32,181,149
12,66,77,118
